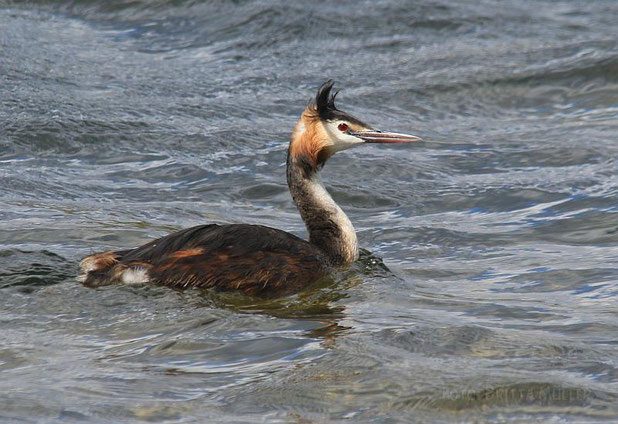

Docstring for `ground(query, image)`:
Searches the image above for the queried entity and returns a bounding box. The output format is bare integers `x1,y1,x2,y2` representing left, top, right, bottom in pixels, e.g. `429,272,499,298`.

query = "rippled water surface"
1,1,617,422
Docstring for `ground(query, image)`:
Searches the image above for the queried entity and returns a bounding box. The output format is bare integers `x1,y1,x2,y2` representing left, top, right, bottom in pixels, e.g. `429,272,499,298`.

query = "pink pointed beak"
350,130,422,144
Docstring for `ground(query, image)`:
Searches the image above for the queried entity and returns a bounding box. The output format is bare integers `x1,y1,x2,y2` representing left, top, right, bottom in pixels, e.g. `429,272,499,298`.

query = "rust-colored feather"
289,107,332,168
79,224,330,296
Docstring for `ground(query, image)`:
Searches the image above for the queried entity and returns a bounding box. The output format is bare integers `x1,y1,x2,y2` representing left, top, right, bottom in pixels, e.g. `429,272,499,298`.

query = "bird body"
79,81,421,296
80,224,329,296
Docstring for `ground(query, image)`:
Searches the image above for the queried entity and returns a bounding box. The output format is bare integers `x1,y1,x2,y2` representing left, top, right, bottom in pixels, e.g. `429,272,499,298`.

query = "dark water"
1,0,617,422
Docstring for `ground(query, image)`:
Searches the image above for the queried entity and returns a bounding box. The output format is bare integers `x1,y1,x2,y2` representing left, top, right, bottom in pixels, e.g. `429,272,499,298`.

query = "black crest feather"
313,80,370,127
315,79,339,121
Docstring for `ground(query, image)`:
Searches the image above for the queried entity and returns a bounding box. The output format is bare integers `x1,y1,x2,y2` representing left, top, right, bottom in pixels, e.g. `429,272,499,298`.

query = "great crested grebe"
79,80,421,296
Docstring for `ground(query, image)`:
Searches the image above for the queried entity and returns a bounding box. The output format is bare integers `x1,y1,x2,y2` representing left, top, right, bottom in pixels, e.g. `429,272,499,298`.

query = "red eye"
338,123,349,132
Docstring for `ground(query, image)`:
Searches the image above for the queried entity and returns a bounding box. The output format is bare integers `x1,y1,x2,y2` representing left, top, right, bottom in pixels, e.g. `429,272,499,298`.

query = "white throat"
306,173,359,261
286,154,359,265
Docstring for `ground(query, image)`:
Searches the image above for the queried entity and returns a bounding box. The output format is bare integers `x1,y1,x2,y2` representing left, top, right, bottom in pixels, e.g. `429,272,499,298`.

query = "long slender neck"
286,146,359,266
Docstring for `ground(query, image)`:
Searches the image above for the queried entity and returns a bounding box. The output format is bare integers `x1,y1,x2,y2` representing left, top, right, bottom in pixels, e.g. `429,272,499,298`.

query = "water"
1,0,617,422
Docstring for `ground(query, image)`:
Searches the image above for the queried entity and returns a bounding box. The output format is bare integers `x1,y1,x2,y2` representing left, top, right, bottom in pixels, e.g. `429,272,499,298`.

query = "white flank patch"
121,267,150,284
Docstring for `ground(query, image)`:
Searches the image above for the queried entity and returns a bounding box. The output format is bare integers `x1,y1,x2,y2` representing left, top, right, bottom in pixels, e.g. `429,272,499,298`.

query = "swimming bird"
79,80,421,296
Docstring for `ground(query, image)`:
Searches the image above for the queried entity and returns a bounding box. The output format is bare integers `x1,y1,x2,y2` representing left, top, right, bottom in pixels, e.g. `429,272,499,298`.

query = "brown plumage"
78,80,421,296
80,224,329,296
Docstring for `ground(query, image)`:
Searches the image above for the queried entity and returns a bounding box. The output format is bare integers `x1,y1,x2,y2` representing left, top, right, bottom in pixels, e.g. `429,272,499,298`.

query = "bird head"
289,80,421,170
